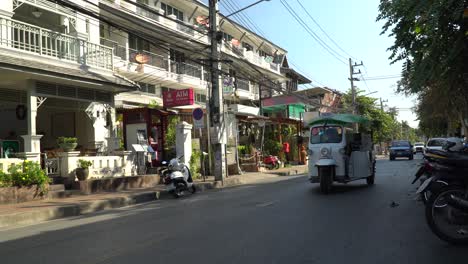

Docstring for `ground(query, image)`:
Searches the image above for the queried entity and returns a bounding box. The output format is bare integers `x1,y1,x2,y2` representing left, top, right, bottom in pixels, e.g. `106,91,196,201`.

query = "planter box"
0,184,48,204
72,175,161,194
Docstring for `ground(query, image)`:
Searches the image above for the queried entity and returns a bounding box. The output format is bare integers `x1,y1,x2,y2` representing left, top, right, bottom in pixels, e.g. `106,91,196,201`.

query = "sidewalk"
0,165,307,229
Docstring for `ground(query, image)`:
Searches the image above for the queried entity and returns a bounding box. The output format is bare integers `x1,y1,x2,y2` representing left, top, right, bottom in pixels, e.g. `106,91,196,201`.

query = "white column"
176,122,193,164
21,89,42,161
0,0,13,48
91,103,108,151
106,106,121,154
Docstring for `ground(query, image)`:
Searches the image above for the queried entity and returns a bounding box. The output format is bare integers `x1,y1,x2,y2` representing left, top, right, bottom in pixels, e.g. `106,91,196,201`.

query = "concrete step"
48,184,65,192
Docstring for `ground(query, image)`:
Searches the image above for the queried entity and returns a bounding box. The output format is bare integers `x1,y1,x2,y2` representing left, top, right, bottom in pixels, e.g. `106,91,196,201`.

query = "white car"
413,142,425,153
425,138,446,153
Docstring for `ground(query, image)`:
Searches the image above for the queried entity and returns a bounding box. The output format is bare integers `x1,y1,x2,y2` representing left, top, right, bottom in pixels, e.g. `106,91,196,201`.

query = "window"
258,50,271,57
129,34,150,51
161,2,184,21
427,139,445,147
243,42,253,51
138,82,157,94
85,19,90,34
391,141,410,147
100,24,105,38
310,126,343,144
222,32,233,42
195,93,207,103
170,49,185,62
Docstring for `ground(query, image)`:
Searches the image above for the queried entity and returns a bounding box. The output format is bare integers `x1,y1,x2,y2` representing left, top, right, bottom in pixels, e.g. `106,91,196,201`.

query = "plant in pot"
76,159,92,181
57,137,78,152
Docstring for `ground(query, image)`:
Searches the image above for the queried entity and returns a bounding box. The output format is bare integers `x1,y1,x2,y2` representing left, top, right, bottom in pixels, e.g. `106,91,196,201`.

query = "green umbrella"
308,114,370,126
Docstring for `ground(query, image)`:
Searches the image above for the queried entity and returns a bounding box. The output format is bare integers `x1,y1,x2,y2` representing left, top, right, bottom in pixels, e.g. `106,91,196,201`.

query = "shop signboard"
163,88,194,108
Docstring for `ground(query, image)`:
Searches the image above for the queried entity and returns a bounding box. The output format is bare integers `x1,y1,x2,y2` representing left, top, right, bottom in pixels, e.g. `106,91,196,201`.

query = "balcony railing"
176,23,195,36
171,61,202,79
136,6,160,22
101,40,203,79
0,18,113,70
236,78,250,91
128,48,169,70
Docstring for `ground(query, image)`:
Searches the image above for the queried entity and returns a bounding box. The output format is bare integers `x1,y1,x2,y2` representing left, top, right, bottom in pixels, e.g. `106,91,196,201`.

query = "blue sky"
216,0,418,127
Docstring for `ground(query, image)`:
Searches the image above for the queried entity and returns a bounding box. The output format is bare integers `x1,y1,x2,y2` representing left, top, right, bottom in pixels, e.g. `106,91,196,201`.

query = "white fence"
58,152,139,179
0,158,24,172
0,18,113,70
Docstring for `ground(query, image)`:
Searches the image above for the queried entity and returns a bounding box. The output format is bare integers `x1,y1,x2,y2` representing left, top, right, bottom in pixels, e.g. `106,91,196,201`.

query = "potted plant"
76,159,92,181
57,137,78,152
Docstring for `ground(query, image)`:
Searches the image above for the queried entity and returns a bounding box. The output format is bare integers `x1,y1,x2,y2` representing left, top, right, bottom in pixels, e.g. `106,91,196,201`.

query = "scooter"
262,155,281,170
162,156,196,198
417,141,468,244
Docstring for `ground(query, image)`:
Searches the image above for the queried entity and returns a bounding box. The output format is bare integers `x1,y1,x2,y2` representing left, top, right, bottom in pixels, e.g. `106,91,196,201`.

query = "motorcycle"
425,185,468,245
412,156,449,205
415,146,468,205
418,138,468,244
262,155,281,170
161,156,196,198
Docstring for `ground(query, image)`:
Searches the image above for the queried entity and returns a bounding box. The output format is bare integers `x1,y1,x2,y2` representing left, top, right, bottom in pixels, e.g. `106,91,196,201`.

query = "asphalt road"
0,154,466,264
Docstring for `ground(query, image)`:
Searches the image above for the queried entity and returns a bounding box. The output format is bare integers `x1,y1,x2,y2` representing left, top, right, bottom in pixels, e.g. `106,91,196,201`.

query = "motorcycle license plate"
416,176,433,194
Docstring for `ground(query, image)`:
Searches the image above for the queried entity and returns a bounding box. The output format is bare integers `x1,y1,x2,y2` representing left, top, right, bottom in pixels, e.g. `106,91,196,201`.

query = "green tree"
342,89,399,143
377,0,467,136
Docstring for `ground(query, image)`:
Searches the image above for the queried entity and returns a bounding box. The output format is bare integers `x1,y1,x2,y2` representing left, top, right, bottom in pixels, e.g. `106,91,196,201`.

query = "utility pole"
209,0,227,181
348,58,363,114
380,98,388,112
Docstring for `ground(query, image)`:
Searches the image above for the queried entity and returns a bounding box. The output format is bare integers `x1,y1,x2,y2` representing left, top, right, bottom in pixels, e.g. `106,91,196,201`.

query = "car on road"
389,140,413,160
414,142,425,153
425,138,446,153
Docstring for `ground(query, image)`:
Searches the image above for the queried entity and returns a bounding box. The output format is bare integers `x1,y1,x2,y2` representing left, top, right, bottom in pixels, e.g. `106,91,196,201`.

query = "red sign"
163,88,194,108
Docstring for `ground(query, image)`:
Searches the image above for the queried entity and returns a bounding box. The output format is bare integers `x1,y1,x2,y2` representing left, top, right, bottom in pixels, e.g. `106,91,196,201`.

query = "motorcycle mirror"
177,155,184,160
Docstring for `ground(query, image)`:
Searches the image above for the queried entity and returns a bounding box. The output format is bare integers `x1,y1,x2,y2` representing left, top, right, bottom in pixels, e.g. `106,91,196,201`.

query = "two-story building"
0,0,142,180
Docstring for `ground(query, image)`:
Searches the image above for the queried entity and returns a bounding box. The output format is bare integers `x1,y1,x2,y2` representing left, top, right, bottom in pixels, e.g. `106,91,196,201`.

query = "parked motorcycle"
417,138,468,244
412,156,448,205
425,185,468,245
415,140,468,205
262,155,281,170
161,156,196,198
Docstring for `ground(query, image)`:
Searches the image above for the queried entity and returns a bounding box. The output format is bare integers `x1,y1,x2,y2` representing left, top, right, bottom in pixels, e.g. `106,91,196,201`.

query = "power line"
296,0,357,61
53,0,333,110
226,0,268,37
223,1,332,89
279,0,347,65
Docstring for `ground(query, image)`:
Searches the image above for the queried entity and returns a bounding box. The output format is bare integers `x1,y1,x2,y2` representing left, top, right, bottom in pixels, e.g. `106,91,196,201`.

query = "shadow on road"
310,183,373,195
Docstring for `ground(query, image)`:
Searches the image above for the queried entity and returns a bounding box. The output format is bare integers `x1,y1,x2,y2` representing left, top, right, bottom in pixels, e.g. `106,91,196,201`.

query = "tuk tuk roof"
308,114,370,126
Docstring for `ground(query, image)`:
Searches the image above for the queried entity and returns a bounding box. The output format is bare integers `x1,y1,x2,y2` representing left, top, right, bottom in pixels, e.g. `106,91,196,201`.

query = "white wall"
0,0,13,16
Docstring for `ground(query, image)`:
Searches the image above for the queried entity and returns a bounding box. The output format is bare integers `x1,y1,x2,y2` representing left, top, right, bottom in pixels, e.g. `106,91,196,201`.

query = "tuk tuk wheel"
319,166,333,194
366,162,376,185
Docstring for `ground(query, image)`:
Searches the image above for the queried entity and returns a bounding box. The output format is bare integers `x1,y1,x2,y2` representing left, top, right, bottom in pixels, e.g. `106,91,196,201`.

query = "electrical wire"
279,0,347,65
223,0,332,90
49,0,339,110
296,0,357,61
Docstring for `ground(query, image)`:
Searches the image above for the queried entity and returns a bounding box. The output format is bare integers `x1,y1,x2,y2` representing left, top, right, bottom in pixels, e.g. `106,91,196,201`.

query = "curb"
0,191,160,229
0,169,305,229
0,181,222,229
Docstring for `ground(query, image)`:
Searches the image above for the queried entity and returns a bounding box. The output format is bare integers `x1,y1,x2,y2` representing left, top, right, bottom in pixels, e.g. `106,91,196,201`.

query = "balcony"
170,61,202,79
0,18,113,70
102,40,206,87
236,78,250,91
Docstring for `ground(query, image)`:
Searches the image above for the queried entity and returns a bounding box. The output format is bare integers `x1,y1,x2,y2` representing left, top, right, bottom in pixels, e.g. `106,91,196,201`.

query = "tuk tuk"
307,114,376,194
